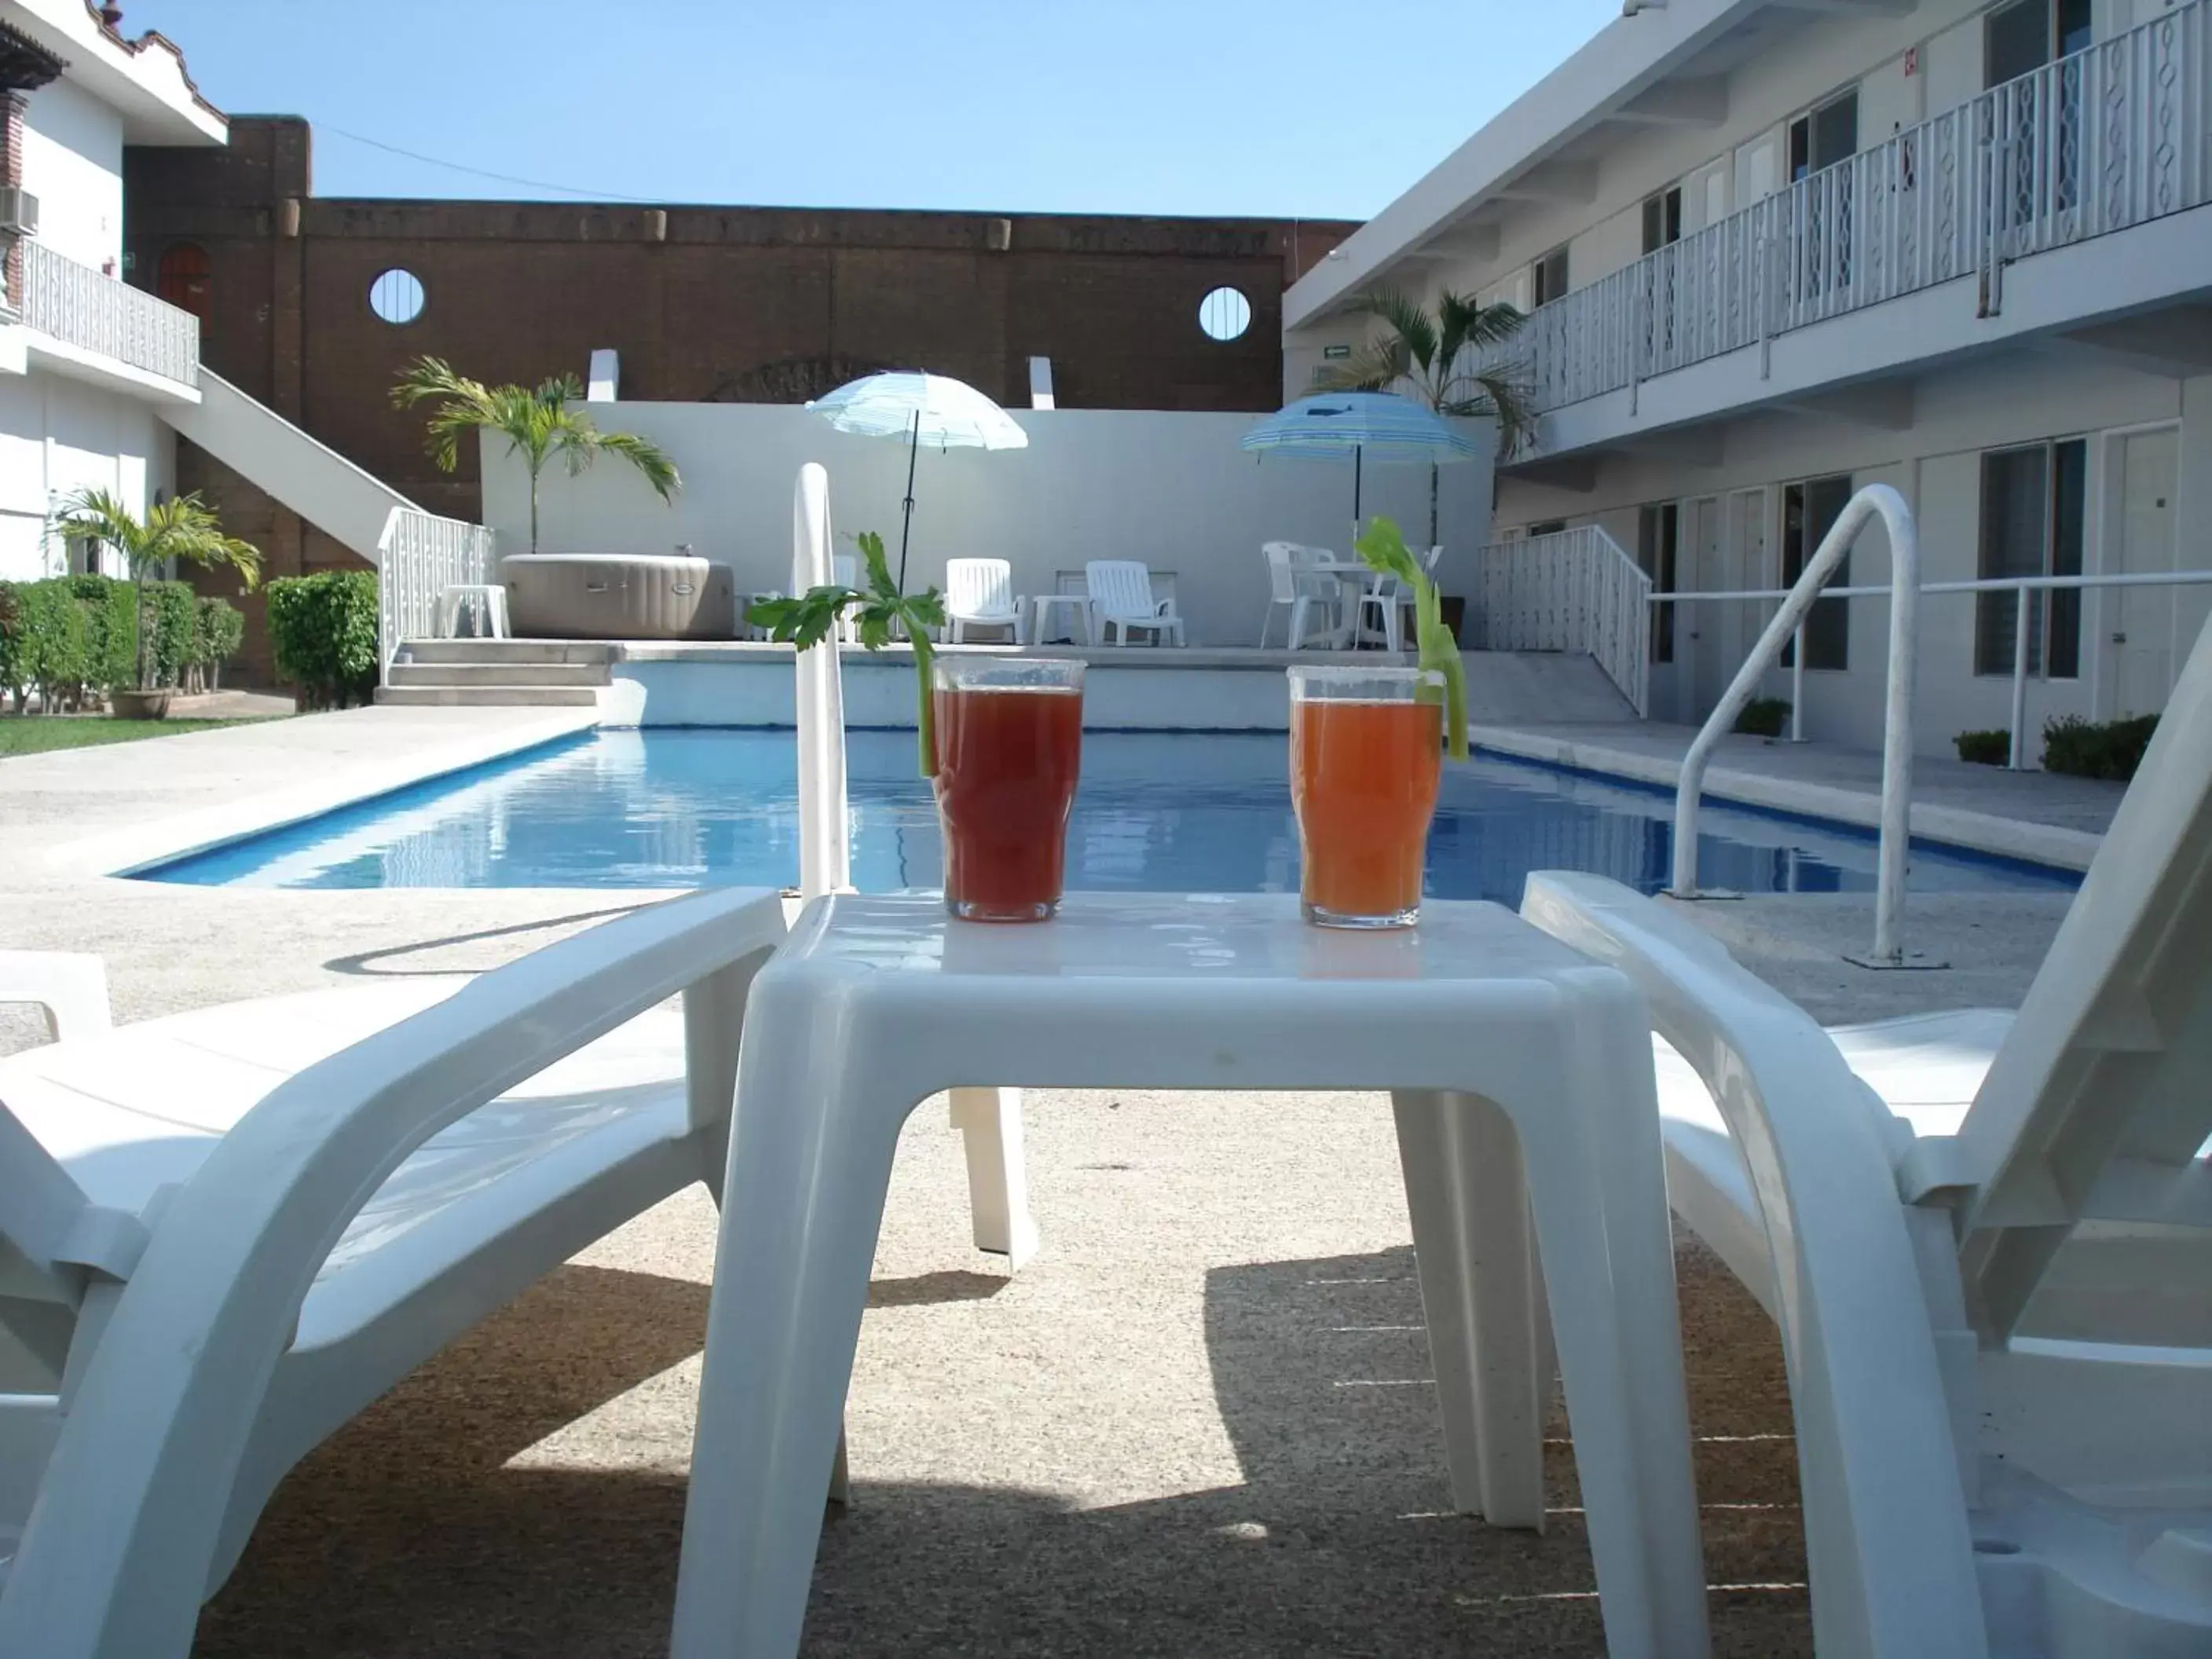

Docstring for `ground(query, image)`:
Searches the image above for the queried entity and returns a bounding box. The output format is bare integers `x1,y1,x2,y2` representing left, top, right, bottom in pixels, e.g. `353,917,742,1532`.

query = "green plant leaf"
1353,515,1468,762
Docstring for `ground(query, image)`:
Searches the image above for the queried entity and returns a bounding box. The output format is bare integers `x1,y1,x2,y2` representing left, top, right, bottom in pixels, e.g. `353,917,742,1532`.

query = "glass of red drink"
1287,665,1444,928
932,657,1086,922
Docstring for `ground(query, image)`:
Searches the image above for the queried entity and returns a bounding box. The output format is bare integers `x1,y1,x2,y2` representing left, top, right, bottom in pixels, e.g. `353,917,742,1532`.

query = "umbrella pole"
1353,445,1364,543
896,410,921,594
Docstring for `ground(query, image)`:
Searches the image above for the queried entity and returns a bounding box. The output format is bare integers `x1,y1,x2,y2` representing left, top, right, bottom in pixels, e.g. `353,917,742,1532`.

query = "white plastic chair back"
1262,544,1303,606
946,558,1016,619
1951,612,2212,1343
1085,560,1156,619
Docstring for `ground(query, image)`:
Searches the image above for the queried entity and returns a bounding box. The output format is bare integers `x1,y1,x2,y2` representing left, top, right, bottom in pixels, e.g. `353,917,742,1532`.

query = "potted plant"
48,490,262,720
393,357,681,555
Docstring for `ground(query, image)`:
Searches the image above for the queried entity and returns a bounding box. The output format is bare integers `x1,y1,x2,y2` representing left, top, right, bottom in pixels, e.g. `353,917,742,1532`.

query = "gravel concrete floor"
0,716,2075,1657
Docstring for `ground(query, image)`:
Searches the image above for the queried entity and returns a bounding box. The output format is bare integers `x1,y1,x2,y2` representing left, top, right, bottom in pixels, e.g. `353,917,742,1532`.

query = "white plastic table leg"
947,1086,1040,1269
675,1016,902,1659
1390,1089,1550,1526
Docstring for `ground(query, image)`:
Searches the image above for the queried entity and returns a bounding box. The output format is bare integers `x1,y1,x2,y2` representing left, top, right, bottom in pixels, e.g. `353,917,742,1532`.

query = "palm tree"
392,358,681,555
49,489,262,692
1310,289,1535,546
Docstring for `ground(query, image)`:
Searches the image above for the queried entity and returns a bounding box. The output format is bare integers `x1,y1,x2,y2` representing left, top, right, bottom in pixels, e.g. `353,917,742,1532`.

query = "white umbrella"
806,370,1029,591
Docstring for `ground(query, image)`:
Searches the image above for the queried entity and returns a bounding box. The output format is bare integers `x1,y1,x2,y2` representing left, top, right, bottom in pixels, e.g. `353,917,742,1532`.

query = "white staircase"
378,640,611,707
161,369,419,562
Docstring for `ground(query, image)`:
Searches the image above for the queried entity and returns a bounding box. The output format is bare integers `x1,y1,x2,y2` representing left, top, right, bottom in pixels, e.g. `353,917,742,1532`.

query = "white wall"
482,404,1497,648
21,76,123,272
0,369,170,580
1489,353,2208,755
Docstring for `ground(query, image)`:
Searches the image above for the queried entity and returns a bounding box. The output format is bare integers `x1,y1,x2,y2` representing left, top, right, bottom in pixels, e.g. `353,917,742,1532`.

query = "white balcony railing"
1475,525,1652,716
1482,0,2210,418
377,507,498,683
16,240,200,389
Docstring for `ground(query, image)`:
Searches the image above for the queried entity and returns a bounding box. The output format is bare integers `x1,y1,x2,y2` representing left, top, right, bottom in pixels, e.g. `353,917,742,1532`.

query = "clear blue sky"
125,0,1617,221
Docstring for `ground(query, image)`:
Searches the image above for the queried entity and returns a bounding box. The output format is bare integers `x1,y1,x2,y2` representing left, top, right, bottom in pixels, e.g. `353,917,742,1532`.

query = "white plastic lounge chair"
1258,542,1339,650
0,888,789,1658
1086,559,1185,647
944,558,1026,644
1517,621,2212,1659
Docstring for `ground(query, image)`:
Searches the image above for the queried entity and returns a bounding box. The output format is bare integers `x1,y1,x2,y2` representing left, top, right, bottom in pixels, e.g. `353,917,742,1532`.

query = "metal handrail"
1672,485,1919,966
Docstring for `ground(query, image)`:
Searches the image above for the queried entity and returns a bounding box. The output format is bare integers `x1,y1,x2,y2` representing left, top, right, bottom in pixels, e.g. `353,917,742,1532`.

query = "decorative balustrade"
17,240,200,388
1478,0,2209,416
376,507,498,682
1475,526,1651,716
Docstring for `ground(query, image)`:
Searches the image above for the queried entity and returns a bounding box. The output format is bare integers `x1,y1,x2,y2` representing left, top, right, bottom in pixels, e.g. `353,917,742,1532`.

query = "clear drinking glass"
932,657,1086,922
1287,665,1445,928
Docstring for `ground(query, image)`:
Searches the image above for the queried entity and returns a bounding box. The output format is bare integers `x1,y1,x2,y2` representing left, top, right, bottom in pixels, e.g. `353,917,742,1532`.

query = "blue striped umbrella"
1241,392,1477,534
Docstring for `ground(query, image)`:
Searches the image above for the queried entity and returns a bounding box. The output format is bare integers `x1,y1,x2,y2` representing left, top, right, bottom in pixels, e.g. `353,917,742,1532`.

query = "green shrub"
0,581,20,712
64,573,137,694
1954,728,2009,766
7,580,90,711
1734,697,1792,738
192,596,245,691
2042,712,2159,781
144,579,198,689
266,570,379,709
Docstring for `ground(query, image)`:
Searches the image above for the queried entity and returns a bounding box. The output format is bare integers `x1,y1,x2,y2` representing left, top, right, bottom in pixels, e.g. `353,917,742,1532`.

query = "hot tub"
502,554,737,640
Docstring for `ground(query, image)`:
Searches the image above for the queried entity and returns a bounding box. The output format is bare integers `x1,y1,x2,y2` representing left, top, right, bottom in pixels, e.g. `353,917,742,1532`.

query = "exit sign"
1323,344,1352,359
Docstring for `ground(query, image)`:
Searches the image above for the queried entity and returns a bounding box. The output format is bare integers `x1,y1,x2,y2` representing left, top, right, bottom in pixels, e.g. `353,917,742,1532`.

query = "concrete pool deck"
1476,720,2122,870
0,706,2093,1657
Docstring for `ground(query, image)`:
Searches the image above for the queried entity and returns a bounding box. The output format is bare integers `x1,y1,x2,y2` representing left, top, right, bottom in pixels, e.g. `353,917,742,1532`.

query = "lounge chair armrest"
1518,871,1986,1656
0,951,112,1043
4,888,789,1650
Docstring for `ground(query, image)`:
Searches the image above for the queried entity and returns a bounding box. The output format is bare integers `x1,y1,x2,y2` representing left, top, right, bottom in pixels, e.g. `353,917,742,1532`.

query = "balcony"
1486,0,2210,454
15,237,200,392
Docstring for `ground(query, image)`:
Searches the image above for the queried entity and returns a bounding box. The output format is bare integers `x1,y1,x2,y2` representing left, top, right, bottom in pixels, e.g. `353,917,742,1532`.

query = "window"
368,268,426,325
1976,439,2086,678
1528,519,1569,537
1533,244,1569,307
1640,186,1683,255
155,243,211,321
1789,91,1859,181
65,533,104,577
1781,474,1853,670
1639,503,1680,665
1198,286,1251,342
1987,0,2093,86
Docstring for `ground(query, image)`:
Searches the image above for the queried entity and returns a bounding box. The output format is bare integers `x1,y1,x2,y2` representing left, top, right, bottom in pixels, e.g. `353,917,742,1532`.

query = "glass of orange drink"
1287,665,1444,928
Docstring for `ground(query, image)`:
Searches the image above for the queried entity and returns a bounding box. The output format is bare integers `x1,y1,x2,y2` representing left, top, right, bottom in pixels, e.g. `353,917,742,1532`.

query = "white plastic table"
1027,591,1093,646
434,583,510,639
1307,559,1382,649
672,892,1712,1659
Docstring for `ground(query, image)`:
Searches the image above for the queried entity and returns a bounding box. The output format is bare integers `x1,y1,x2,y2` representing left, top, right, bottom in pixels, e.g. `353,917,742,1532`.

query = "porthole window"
368,268,426,325
1199,285,1252,342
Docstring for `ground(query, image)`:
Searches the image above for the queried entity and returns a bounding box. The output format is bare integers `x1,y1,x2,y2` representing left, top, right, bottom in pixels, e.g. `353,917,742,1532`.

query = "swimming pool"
141,727,2080,900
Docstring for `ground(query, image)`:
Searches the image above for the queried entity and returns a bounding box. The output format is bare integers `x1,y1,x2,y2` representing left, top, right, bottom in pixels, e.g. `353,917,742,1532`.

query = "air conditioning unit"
0,188,38,235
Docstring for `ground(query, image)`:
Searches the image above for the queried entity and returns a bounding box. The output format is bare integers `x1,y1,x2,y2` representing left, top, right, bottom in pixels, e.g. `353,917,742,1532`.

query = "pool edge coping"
61,707,603,881
1469,724,2101,873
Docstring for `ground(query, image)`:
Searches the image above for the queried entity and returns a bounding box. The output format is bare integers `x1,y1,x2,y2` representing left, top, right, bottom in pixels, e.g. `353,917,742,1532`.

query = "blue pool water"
141,728,2081,900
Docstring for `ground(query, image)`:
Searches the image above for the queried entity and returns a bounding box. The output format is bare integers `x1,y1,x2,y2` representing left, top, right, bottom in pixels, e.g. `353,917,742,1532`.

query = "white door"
1687,496,1727,719
1727,489,1770,706
2110,429,2181,715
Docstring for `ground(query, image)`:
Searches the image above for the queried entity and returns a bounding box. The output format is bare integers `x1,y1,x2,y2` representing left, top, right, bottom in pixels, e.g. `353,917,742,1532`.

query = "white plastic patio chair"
944,558,1026,644
1258,542,1339,650
1086,559,1185,647
1354,543,1442,654
830,553,860,643
0,889,793,1658
1516,617,2212,1659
